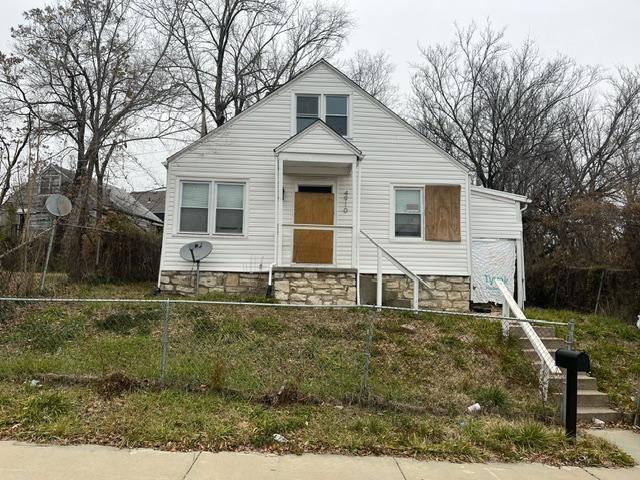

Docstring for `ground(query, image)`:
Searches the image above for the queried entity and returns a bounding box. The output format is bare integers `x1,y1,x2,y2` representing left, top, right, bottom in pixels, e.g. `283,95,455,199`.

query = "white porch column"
277,156,284,265
351,158,357,268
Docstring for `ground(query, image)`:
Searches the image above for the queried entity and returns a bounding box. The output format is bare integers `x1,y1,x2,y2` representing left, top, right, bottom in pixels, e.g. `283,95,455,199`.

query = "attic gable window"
296,95,319,132
325,95,348,136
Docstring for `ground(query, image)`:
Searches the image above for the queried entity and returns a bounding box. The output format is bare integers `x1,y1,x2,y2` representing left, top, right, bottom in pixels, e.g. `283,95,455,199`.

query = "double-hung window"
394,188,422,238
39,173,61,195
179,181,245,235
215,183,244,234
325,95,348,136
296,95,319,132
179,182,209,233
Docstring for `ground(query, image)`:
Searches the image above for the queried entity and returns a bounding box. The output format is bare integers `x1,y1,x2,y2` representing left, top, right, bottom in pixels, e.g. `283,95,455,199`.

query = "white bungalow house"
158,60,528,311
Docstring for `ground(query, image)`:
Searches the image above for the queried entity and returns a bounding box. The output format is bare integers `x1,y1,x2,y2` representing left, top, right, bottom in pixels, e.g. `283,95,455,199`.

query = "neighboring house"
132,189,166,222
158,59,528,310
1,164,163,237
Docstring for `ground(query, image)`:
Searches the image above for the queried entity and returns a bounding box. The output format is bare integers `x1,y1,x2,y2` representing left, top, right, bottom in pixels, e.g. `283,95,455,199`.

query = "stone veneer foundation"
159,271,267,296
159,269,470,311
361,274,470,311
272,268,357,305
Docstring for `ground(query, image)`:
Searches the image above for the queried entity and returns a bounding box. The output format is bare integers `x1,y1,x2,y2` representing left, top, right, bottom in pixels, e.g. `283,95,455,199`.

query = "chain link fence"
0,297,570,419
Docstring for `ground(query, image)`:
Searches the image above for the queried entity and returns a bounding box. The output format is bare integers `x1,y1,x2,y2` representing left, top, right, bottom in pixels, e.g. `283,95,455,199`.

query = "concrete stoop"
512,325,621,423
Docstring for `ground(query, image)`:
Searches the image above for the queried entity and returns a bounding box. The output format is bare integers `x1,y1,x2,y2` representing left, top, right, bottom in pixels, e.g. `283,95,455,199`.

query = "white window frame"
390,185,424,242
214,182,246,236
325,94,349,137
295,94,320,133
178,180,211,234
292,93,352,138
176,179,248,237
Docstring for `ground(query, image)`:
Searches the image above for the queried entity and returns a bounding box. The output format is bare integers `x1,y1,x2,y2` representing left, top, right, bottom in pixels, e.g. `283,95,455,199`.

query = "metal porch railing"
360,230,429,311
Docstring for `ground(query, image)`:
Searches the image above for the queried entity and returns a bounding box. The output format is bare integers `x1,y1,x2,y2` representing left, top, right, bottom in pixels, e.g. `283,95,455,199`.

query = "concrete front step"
550,374,598,390
553,390,610,407
511,324,557,337
522,348,557,361
518,336,566,350
576,406,621,423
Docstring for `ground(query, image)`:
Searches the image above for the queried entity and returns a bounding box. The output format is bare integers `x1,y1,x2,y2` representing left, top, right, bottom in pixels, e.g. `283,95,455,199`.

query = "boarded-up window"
425,185,461,242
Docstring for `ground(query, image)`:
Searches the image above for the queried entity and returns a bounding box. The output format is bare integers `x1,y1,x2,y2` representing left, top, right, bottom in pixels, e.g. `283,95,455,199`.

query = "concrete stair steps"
518,337,565,350
522,348,557,361
553,390,611,408
520,330,621,423
576,406,621,423
511,325,557,337
550,374,598,390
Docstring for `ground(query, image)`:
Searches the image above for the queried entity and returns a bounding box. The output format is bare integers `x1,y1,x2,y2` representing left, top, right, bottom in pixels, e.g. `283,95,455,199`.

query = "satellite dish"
179,241,213,294
45,194,72,217
180,241,213,263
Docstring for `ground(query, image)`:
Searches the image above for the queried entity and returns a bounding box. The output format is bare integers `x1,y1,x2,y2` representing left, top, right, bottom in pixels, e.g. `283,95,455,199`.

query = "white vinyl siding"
470,189,522,240
160,62,475,276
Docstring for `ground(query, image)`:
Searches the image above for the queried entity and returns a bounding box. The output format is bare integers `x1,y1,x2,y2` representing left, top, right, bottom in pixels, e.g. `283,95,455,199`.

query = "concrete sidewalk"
0,440,637,480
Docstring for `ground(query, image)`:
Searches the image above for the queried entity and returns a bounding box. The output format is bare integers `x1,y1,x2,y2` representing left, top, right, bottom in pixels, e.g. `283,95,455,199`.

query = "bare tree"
343,49,399,107
153,0,352,137
410,23,597,193
0,0,180,272
0,79,32,207
556,68,640,199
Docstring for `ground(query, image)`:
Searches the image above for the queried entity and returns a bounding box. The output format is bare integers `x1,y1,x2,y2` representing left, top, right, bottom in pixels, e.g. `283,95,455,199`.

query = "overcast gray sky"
2,0,640,190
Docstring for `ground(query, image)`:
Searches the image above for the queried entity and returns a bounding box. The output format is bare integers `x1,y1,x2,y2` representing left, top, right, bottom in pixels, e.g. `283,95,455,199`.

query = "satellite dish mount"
179,241,213,294
41,194,73,292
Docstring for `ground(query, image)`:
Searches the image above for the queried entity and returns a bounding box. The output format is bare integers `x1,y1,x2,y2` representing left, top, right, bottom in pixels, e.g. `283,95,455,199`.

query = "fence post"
360,310,374,402
160,299,170,384
501,299,511,338
566,320,575,351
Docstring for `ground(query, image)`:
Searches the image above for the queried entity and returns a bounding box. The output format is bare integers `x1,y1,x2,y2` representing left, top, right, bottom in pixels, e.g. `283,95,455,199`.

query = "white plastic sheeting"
471,239,516,304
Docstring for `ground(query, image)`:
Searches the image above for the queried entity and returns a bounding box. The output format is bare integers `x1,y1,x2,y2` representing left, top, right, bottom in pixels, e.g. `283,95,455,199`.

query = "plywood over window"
425,185,461,242
294,192,334,225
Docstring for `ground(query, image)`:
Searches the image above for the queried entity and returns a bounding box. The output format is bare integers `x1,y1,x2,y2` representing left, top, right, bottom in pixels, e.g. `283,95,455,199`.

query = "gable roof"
166,59,470,174
470,185,530,204
274,119,363,158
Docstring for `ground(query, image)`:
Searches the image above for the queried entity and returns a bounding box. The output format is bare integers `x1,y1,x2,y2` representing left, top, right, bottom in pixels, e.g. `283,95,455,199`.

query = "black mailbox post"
555,349,590,438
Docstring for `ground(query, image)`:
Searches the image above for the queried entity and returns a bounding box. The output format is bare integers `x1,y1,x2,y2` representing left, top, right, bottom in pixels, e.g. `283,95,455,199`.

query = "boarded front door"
292,191,334,264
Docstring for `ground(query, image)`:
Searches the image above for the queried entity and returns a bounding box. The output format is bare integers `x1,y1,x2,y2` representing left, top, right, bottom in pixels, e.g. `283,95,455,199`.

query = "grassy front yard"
0,282,635,466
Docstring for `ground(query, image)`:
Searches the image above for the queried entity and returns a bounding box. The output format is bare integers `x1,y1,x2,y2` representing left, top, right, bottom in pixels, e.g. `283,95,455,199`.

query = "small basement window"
180,182,209,233
215,183,245,234
296,95,319,132
394,188,422,237
325,95,348,136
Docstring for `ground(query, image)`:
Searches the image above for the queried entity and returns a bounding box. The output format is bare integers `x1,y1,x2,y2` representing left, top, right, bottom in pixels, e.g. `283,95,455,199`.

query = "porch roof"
274,120,364,159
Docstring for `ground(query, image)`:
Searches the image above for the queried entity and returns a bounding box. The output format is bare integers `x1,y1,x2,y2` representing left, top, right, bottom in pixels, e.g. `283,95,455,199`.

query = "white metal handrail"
495,279,561,400
360,230,429,310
